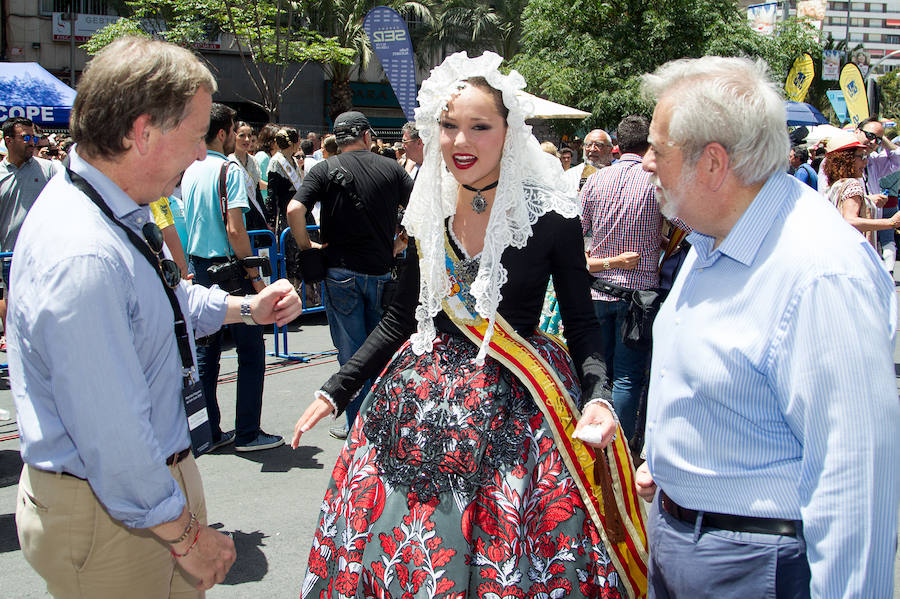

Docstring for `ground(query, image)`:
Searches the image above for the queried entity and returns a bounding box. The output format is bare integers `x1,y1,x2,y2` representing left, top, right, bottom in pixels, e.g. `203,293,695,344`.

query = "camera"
207,256,272,295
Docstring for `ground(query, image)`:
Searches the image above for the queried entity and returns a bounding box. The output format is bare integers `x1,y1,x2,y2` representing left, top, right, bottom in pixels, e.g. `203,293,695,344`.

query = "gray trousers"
648,492,811,599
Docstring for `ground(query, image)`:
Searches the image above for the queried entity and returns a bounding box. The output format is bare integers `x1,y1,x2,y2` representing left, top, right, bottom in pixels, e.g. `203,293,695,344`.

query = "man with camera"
182,103,284,453
286,111,413,439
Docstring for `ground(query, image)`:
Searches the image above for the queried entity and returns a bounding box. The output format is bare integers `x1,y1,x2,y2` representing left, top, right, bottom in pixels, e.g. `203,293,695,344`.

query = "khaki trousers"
16,454,207,599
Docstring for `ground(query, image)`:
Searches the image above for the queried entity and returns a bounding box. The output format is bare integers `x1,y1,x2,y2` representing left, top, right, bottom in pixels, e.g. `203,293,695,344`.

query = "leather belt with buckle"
165,448,191,466
660,491,797,537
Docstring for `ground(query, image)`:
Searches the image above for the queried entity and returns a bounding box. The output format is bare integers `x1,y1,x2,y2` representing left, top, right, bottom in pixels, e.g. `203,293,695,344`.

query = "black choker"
462,180,499,214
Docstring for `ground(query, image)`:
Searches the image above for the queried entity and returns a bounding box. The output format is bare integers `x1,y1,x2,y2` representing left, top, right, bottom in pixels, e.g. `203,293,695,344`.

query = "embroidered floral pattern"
300,333,623,599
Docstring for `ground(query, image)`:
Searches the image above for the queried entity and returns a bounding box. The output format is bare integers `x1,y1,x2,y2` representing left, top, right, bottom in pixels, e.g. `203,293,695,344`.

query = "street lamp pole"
869,48,900,80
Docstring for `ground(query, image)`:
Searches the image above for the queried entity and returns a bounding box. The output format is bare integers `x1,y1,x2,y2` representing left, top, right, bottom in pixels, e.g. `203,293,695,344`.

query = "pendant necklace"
461,180,499,214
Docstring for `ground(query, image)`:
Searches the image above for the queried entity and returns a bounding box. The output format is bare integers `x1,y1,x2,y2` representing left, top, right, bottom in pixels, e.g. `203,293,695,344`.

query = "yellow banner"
840,63,869,126
785,53,815,102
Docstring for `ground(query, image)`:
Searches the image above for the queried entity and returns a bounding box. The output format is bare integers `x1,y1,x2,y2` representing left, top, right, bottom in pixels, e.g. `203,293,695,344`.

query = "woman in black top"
291,52,637,599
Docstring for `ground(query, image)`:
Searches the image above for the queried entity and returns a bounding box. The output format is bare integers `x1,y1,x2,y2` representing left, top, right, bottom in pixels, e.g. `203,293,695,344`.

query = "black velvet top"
320,210,612,412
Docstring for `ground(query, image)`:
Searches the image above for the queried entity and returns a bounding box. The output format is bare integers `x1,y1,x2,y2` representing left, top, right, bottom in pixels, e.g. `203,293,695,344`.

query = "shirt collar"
617,153,644,164
688,171,792,268
207,150,226,160
69,146,148,223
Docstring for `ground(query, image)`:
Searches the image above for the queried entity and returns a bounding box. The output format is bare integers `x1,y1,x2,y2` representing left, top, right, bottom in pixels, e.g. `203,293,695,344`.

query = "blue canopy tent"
785,101,829,127
0,63,76,127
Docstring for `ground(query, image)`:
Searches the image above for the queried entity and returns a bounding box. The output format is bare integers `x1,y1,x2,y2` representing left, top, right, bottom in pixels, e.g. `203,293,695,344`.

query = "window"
850,17,865,25
886,34,900,44
850,2,867,10
830,16,848,25
829,1,848,10
40,1,114,15
850,31,865,40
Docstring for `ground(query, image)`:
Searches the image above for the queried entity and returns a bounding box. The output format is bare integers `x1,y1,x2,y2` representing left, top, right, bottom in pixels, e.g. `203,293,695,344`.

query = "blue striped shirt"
646,172,900,597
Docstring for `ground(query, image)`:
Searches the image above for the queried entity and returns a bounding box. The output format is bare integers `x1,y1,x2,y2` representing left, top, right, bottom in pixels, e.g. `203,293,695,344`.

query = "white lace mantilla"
402,51,579,362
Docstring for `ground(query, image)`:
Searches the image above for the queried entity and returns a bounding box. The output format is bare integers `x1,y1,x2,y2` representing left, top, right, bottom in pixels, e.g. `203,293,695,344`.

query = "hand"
617,251,640,270
175,526,236,591
310,241,327,250
250,278,302,326
291,396,335,449
890,211,900,229
869,193,888,208
393,231,409,256
573,401,617,449
251,278,266,294
634,461,657,503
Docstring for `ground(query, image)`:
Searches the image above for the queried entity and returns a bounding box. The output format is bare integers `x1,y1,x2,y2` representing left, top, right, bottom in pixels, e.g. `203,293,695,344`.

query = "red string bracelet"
170,523,201,558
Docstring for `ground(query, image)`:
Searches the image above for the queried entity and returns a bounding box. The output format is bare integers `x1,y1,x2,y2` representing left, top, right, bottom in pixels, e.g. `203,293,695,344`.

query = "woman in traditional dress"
823,130,900,248
291,52,647,599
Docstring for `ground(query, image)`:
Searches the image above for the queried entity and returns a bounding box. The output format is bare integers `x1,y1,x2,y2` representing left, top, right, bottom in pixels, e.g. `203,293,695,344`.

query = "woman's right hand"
291,396,335,448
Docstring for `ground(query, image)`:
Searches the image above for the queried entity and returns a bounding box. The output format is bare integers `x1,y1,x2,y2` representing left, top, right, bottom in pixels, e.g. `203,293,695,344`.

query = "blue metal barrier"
272,226,334,362
0,252,9,370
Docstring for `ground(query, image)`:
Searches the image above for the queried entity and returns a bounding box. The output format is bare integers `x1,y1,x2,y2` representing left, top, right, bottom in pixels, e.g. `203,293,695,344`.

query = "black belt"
165,447,191,466
660,491,797,537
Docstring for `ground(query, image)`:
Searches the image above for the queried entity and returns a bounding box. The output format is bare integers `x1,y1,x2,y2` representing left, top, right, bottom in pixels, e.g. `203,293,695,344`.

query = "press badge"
183,377,213,456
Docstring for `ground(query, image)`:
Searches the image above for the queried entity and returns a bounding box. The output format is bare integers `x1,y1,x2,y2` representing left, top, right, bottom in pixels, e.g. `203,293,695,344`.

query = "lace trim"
403,52,579,363
314,390,338,420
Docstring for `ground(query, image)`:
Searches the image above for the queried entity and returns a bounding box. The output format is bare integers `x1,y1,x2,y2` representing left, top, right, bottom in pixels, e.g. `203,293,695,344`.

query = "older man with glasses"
564,128,613,192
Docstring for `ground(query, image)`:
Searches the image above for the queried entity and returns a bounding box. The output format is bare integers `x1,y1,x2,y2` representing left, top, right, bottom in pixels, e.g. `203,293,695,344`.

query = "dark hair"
300,139,314,155
205,103,236,144
256,123,280,152
2,117,33,138
381,147,396,159
559,147,573,157
401,121,419,140
616,115,650,155
462,76,508,120
858,117,881,130
823,149,862,183
235,120,251,132
274,127,299,150
791,145,809,163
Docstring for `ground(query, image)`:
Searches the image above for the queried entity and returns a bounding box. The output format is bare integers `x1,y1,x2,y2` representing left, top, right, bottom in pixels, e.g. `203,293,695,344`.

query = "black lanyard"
66,168,195,382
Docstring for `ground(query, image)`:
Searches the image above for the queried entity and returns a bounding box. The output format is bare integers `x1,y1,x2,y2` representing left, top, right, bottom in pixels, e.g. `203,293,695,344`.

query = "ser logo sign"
372,29,407,43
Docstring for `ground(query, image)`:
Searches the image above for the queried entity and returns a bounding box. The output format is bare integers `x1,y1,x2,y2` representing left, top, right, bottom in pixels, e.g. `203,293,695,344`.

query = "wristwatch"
602,259,611,271
240,296,256,326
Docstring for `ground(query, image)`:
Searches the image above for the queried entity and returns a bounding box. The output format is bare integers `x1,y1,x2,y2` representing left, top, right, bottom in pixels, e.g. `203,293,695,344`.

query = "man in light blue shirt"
637,56,899,598
182,103,283,453
9,37,300,597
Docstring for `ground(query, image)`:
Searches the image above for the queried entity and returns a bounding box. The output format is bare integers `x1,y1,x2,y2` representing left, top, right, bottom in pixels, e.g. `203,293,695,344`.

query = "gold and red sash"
437,236,648,598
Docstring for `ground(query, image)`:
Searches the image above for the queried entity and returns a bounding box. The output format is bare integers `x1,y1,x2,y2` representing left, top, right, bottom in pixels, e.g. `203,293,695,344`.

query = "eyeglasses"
142,222,182,288
861,130,883,143
585,142,613,149
401,138,418,146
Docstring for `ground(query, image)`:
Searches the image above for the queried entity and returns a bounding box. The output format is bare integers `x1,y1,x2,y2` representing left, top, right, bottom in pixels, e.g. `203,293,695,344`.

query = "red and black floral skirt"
301,332,625,599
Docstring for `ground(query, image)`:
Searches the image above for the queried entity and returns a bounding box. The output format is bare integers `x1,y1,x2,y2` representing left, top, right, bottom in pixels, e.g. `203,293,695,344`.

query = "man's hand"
250,279,302,326
174,526,236,590
635,461,657,503
573,401,617,449
291,395,336,448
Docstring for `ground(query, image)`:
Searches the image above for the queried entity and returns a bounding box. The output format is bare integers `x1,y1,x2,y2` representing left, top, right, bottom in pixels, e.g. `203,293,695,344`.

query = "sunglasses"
861,130,883,143
9,134,38,143
142,222,181,288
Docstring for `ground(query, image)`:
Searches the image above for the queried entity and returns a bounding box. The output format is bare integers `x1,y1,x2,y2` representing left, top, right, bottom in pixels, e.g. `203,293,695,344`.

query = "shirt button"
674,317,681,325
136,217,144,224
660,368,666,377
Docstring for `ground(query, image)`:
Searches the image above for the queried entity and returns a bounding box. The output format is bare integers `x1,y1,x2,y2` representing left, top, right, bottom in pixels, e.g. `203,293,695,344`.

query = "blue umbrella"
785,101,828,126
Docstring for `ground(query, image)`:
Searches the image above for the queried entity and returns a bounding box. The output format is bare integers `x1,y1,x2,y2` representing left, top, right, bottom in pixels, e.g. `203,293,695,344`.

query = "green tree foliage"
878,69,900,121
84,0,354,121
510,0,822,132
416,0,526,62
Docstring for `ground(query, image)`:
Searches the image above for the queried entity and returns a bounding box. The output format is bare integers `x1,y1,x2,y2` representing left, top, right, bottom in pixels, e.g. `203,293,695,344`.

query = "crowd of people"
1,35,898,599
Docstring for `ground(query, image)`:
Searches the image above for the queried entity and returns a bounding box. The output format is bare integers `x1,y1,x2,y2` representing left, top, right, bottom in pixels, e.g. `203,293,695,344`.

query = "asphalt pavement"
0,305,898,597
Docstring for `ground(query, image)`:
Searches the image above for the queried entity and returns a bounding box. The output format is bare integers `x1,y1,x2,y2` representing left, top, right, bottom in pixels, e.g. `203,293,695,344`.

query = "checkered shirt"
580,154,661,301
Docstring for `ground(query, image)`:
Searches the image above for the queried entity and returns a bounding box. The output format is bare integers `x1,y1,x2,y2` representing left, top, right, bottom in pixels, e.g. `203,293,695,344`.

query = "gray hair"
401,121,419,141
71,36,217,159
641,56,788,185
